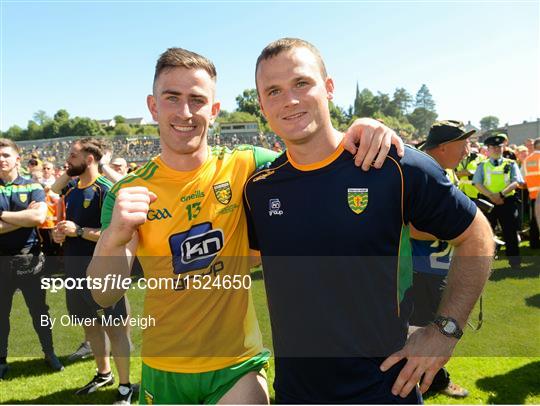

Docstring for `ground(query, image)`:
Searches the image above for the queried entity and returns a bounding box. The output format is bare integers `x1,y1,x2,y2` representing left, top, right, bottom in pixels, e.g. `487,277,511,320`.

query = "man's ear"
147,94,158,121
210,101,221,126
325,77,335,100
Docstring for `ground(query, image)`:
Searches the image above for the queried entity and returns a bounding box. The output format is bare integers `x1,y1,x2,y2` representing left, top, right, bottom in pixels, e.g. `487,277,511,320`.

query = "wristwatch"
433,316,463,339
76,225,84,238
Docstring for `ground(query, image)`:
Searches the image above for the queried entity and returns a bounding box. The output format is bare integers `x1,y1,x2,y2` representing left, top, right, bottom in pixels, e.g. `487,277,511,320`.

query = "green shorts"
139,351,270,404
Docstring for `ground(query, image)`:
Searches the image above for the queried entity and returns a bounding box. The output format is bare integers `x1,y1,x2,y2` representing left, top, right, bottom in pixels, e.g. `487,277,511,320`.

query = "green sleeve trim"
398,224,413,304
253,146,279,168
100,189,117,231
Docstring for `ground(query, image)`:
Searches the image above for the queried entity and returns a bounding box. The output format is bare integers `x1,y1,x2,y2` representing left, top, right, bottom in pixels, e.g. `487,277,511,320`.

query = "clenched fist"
107,186,157,246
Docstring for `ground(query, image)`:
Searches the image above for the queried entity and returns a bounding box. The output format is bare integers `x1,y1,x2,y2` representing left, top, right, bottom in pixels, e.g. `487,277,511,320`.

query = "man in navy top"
52,138,134,403
0,138,63,379
244,38,494,403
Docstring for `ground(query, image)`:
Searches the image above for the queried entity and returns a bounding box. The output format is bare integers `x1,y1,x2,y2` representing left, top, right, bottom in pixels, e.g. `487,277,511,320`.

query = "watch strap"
433,316,463,339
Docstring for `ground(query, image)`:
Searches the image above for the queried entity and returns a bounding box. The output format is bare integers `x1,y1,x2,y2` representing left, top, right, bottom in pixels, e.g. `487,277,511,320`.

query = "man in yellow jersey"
88,47,401,404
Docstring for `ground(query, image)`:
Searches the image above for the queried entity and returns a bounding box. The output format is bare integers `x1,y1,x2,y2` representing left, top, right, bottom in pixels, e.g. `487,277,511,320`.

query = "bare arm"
89,231,139,307
501,181,520,196
381,211,493,397
87,186,155,307
409,224,437,241
100,164,124,183
56,221,102,242
0,220,21,234
51,172,71,195
0,202,47,227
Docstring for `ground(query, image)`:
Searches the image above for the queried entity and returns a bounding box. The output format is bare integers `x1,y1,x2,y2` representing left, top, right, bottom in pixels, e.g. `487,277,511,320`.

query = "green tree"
329,101,349,131
218,111,259,124
235,89,266,124
71,117,102,138
407,107,438,138
32,110,50,125
42,120,61,139
480,116,500,131
372,112,416,141
373,92,391,116
415,84,436,111
135,125,159,136
391,88,413,117
3,125,24,140
217,109,230,121
113,123,133,135
113,115,126,124
26,120,43,140
354,88,377,117
53,109,70,122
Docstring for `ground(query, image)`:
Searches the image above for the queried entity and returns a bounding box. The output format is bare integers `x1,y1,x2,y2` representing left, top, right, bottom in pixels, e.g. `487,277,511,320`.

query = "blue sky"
1,0,538,131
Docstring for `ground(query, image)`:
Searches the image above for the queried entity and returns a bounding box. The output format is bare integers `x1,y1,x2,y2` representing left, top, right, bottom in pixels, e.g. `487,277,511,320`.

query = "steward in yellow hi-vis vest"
473,134,523,269
456,152,484,199
101,146,277,374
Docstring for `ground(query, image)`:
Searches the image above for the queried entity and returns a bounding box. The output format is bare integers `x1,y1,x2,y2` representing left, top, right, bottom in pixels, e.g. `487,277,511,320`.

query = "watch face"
443,320,456,334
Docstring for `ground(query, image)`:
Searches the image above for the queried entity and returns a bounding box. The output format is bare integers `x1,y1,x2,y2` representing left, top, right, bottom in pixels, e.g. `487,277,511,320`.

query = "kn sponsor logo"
169,222,224,274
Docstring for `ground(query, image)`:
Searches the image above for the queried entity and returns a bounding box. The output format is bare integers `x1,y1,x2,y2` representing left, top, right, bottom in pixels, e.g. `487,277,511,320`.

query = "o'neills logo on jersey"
213,181,232,205
169,222,224,274
348,188,368,214
180,190,205,202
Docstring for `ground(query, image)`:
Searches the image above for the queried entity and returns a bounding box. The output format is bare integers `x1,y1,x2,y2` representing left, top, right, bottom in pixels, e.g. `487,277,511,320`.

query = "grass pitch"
1,246,538,404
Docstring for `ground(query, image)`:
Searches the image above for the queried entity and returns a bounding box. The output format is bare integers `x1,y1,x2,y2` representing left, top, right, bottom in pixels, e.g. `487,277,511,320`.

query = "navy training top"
62,176,112,264
243,144,477,401
0,176,45,254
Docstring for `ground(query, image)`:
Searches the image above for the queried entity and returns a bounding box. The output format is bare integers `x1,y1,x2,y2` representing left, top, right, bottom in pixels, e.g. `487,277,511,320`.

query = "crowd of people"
17,133,283,172
0,37,539,406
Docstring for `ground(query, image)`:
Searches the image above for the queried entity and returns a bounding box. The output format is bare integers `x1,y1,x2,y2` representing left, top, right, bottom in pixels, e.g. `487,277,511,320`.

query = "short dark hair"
74,137,108,162
534,138,540,149
0,138,20,155
255,38,328,88
153,47,217,92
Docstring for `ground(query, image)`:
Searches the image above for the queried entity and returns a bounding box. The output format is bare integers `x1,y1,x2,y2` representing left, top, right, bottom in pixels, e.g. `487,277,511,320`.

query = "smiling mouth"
283,112,306,120
172,124,196,132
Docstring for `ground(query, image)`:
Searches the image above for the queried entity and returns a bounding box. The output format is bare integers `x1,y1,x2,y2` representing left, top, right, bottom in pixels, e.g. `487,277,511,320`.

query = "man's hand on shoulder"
105,186,157,247
380,324,458,397
342,117,404,171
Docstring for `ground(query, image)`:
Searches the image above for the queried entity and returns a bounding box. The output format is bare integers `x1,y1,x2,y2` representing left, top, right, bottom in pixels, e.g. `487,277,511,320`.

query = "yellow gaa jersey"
101,145,277,373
